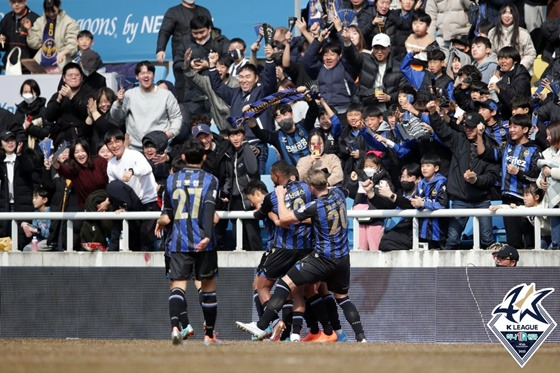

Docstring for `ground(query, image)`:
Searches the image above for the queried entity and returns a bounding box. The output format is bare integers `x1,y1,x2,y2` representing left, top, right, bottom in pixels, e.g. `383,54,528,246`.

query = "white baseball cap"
371,33,391,48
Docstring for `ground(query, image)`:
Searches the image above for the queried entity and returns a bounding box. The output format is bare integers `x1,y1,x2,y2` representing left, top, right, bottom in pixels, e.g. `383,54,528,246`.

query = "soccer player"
251,160,314,342
156,138,220,346
236,169,367,342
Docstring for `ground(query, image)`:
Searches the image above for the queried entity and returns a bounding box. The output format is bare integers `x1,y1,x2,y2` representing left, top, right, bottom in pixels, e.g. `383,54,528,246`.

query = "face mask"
82,69,93,77
22,93,36,104
278,119,294,132
401,181,416,192
363,168,376,178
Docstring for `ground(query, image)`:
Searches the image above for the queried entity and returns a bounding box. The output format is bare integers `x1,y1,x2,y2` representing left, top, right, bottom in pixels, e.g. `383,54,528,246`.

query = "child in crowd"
476,99,509,145
404,10,435,63
346,153,392,251
338,103,368,176
490,184,550,249
317,98,342,155
410,153,448,250
21,187,51,251
471,36,498,84
73,30,94,64
477,114,542,249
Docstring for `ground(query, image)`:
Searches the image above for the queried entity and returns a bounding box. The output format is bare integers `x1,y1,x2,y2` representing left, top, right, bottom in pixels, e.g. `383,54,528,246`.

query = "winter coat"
303,38,358,109
474,54,499,84
429,113,500,202
425,0,471,41
14,97,50,150
495,63,531,119
343,43,405,106
488,24,537,71
0,6,40,67
26,10,80,69
221,143,260,211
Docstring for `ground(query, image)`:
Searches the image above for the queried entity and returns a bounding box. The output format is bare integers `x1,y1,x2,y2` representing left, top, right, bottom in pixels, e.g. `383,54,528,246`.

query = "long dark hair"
493,3,520,50
69,138,94,171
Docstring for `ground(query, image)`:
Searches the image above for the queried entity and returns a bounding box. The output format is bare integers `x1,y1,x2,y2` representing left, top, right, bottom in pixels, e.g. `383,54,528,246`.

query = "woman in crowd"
24,0,79,72
86,87,121,152
14,79,49,151
488,3,536,71
52,138,108,211
297,130,343,187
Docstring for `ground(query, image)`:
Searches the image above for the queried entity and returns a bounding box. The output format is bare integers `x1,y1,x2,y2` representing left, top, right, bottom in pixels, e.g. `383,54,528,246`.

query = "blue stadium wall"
2,266,559,343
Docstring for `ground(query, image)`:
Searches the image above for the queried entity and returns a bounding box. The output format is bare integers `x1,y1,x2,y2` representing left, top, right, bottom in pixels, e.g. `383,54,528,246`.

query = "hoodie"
474,53,499,84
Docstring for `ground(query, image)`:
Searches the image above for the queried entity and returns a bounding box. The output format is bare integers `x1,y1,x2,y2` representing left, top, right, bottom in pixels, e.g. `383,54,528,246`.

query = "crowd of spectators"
1,0,560,252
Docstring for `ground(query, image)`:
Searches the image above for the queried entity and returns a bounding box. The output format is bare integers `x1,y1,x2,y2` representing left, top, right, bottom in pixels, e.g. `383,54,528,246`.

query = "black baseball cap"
493,245,519,261
464,112,484,128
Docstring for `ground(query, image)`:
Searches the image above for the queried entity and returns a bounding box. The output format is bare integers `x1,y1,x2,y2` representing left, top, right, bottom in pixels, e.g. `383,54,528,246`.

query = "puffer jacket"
425,0,471,41
488,24,537,71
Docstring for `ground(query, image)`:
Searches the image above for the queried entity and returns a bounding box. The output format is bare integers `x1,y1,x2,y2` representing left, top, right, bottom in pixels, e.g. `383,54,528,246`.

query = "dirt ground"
0,339,559,373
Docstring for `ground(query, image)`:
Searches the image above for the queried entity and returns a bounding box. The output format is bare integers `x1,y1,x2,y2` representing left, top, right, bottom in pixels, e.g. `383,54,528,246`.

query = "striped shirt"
162,167,218,253
255,181,313,251
294,187,349,259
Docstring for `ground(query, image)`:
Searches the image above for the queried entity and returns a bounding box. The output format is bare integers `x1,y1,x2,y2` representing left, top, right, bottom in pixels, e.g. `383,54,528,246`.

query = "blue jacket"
416,172,448,241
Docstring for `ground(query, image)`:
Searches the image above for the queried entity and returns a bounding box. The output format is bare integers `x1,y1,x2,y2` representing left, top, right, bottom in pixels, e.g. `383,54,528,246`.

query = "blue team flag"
38,138,53,159
337,9,357,28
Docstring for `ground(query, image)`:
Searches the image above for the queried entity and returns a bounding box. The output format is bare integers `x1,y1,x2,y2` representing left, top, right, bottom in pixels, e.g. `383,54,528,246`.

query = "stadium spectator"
316,98,343,156
471,36,498,84
371,0,393,37
79,49,106,92
384,0,416,61
104,129,159,251
174,15,230,140
208,49,277,175
44,62,94,145
424,0,471,50
409,153,448,250
427,104,500,250
246,95,319,167
216,125,262,251
156,0,212,101
297,130,344,187
182,47,238,133
0,129,41,250
21,186,50,251
345,153,392,251
343,32,405,109
344,0,377,46
537,122,560,250
492,244,520,267
227,38,249,78
109,61,182,152
52,138,108,210
488,3,536,72
0,0,39,74
86,87,121,152
489,46,532,119
477,114,542,249
14,79,49,151
24,0,79,72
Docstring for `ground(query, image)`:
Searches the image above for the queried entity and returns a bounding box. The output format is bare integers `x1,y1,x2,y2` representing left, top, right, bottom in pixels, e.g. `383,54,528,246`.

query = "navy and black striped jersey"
254,181,313,250
294,186,349,259
485,121,509,145
485,140,542,200
162,167,218,253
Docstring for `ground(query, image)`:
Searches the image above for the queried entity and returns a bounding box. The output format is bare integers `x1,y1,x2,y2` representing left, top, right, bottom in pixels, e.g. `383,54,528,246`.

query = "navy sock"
336,296,365,341
292,311,304,335
201,291,217,338
253,290,264,317
304,298,320,334
308,294,332,335
257,279,290,330
323,294,342,331
169,288,187,329
282,300,293,332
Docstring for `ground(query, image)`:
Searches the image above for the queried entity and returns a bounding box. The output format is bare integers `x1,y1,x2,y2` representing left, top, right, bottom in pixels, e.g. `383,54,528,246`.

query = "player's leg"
196,251,220,345
167,253,195,345
318,283,347,342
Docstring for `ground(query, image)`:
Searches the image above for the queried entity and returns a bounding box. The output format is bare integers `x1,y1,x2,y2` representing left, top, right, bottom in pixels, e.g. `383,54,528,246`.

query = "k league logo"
487,283,556,368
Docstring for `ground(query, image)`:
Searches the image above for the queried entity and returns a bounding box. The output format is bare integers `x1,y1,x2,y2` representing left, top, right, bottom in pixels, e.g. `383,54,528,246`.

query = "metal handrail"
0,208,555,251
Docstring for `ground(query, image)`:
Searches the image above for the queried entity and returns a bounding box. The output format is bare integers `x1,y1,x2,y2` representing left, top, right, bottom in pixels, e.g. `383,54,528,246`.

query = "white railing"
0,208,556,252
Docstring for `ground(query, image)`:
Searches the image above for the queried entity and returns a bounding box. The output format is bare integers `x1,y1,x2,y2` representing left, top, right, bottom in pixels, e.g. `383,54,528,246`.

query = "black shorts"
262,248,313,280
256,250,270,277
287,252,350,295
165,251,218,281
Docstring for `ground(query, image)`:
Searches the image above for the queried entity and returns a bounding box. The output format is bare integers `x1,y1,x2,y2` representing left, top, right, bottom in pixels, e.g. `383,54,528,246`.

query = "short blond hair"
304,169,328,191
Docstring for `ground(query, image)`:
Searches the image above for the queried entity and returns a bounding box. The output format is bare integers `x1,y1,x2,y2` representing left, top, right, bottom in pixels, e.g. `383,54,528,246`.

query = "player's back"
311,187,349,259
165,167,218,253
